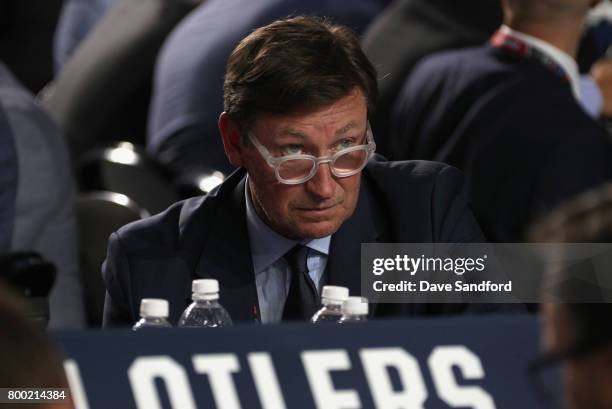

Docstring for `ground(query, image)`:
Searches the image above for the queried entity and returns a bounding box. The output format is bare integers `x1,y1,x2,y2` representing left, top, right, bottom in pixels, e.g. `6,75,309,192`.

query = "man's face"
542,304,612,409
223,88,367,239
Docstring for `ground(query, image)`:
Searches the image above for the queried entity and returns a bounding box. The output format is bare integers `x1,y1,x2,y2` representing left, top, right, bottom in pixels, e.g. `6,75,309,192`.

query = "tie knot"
284,245,309,276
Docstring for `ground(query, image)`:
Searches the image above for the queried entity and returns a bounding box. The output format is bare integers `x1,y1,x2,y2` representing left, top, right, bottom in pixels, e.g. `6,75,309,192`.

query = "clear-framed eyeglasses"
247,123,376,185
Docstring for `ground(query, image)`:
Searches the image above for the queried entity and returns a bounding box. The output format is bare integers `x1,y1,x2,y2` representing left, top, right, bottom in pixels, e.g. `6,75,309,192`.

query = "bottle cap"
192,279,219,300
342,296,368,315
321,286,349,304
140,298,169,318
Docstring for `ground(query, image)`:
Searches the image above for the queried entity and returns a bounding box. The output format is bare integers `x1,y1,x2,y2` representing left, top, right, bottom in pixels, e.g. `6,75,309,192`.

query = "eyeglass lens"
334,148,368,173
277,148,368,182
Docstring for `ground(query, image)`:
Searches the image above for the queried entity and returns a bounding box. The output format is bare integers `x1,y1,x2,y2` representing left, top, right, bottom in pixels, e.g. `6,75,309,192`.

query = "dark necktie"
282,245,319,321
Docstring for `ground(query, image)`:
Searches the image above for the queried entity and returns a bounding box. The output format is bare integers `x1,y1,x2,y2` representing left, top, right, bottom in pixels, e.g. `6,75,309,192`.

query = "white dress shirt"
500,25,582,100
244,178,331,323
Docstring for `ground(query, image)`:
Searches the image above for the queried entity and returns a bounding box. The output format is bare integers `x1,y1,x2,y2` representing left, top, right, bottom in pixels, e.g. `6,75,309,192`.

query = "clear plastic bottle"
132,299,172,330
338,296,368,323
178,279,233,328
311,285,349,323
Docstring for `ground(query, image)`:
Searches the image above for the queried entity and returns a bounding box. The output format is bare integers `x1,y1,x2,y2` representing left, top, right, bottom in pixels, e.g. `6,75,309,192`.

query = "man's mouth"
295,203,338,215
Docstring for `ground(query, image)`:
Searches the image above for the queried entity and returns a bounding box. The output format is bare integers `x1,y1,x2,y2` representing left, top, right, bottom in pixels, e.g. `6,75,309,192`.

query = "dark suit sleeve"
432,165,485,243
102,232,135,328
532,124,612,219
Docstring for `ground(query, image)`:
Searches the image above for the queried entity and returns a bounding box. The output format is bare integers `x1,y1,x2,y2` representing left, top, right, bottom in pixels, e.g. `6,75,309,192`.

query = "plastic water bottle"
178,279,233,327
132,299,172,330
338,296,368,323
311,285,349,323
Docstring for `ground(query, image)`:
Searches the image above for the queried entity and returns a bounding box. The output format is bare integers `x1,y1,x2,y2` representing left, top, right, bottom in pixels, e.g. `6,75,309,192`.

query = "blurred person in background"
389,0,612,242
363,0,612,146
0,0,63,93
590,57,612,118
0,60,85,328
362,0,503,155
0,281,74,409
46,0,207,162
530,185,612,409
575,2,612,119
53,0,117,72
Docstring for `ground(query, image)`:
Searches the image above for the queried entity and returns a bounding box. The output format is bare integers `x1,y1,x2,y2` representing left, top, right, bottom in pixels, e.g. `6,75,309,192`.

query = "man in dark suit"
390,0,612,242
103,16,488,327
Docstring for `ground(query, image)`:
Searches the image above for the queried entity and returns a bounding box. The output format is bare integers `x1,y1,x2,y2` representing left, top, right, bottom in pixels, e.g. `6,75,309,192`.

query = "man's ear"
219,112,244,167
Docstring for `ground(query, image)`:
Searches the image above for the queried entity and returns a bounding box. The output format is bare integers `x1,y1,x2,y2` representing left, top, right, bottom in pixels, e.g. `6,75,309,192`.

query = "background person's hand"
591,57,612,118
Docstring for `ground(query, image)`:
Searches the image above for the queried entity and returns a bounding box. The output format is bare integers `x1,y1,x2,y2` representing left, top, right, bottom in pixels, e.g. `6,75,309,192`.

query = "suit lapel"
192,170,259,322
326,177,382,304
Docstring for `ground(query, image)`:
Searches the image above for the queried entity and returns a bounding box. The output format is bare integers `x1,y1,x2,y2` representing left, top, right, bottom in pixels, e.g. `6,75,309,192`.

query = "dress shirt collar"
244,176,331,274
500,25,581,100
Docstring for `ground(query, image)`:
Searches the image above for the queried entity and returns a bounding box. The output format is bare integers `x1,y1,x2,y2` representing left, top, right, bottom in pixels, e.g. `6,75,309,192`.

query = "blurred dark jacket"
362,0,502,156
390,45,612,242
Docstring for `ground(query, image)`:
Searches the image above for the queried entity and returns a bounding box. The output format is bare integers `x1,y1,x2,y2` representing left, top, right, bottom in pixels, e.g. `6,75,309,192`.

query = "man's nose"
305,163,336,200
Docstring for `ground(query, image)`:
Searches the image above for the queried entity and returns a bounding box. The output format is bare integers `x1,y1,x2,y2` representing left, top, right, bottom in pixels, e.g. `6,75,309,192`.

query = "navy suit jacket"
102,158,492,327
147,0,389,176
390,45,612,242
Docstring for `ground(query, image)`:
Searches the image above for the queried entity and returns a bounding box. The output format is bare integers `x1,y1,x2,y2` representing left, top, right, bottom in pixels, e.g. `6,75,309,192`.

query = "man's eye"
282,144,303,155
338,138,356,149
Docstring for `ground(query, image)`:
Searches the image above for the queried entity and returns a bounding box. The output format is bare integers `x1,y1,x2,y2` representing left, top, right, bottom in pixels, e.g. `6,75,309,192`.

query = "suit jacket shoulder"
390,44,612,241
113,196,202,254
102,170,251,326
102,197,204,326
365,158,484,243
